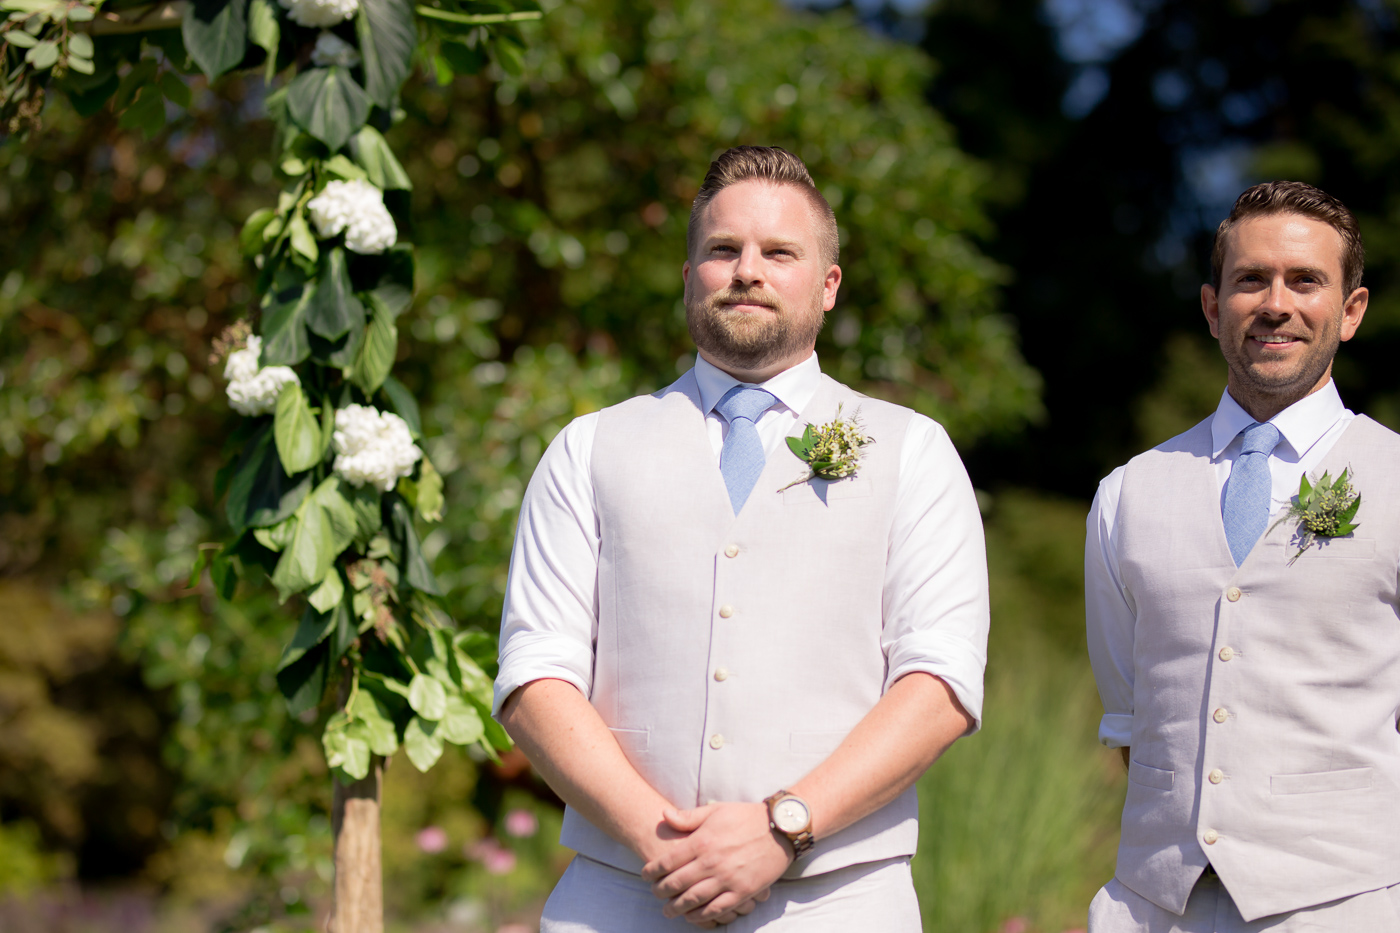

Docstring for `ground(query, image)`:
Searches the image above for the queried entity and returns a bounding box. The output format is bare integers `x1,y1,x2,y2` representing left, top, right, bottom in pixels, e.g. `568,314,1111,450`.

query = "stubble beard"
1221,313,1342,412
686,284,826,373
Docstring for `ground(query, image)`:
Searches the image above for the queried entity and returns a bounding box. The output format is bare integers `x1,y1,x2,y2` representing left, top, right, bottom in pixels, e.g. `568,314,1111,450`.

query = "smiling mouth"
1251,335,1300,345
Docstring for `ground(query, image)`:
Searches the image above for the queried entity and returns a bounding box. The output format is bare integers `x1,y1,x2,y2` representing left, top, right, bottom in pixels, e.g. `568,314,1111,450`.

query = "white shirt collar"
1210,379,1347,461
694,352,822,417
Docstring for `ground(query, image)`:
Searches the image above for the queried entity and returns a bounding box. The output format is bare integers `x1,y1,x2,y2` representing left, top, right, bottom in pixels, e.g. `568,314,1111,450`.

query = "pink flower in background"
497,925,532,933
504,808,539,838
999,919,1030,933
415,826,448,853
466,838,518,875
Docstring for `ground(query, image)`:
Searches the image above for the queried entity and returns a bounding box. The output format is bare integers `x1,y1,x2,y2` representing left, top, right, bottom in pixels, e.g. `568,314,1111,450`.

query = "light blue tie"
1222,421,1282,566
715,385,777,515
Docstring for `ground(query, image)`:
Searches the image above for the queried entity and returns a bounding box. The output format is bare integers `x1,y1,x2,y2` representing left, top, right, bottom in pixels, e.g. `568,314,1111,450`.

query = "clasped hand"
640,801,793,928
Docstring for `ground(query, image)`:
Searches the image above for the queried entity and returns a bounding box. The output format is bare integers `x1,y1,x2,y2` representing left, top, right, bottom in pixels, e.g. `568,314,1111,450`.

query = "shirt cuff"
1098,713,1133,748
884,632,987,734
491,630,594,718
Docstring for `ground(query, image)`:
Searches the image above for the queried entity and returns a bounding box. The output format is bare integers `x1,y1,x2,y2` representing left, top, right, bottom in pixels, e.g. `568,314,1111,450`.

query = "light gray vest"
561,369,917,878
1115,414,1400,921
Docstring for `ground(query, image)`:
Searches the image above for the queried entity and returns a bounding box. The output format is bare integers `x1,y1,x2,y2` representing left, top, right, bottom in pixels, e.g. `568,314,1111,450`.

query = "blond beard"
686,285,825,372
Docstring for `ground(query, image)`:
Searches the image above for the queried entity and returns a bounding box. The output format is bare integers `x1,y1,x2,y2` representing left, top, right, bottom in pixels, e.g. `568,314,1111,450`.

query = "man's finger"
664,878,724,919
661,804,714,833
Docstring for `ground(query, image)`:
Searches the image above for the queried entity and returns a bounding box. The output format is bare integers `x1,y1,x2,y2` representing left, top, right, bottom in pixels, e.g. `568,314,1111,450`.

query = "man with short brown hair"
494,146,989,930
1086,180,1400,931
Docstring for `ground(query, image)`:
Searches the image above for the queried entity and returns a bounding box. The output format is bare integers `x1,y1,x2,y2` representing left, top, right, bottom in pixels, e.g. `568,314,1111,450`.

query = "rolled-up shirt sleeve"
1085,467,1136,748
492,413,601,717
881,415,990,733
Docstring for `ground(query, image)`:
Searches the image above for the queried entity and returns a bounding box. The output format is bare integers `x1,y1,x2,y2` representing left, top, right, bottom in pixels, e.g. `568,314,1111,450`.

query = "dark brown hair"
687,146,839,267
1211,181,1364,293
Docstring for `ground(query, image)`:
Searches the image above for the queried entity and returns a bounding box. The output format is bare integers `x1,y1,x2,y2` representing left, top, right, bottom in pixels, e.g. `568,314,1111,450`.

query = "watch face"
772,797,810,833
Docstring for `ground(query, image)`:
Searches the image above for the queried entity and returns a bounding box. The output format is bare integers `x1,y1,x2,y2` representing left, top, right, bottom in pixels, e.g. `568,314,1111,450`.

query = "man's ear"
1202,283,1221,339
1340,286,1369,342
682,260,691,289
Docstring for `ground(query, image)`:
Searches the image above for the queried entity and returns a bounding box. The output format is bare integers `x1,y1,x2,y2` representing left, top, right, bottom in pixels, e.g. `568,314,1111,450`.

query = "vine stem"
84,1,185,35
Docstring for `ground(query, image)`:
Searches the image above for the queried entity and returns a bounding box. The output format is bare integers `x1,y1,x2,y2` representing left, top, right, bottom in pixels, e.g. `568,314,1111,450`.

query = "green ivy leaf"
287,65,371,154
349,294,396,393
462,691,511,761
271,477,358,601
24,39,58,69
253,514,298,551
349,689,399,756
276,614,330,714
391,497,441,595
349,125,412,190
158,70,191,107
308,565,346,613
240,207,278,256
5,29,38,48
407,672,447,721
66,31,92,58
183,0,249,80
414,457,444,522
288,209,318,264
438,693,484,745
246,0,279,81
347,483,383,545
117,85,165,136
403,716,443,771
355,0,415,109
323,153,367,181
307,247,367,341
274,381,324,474
379,375,421,436
260,282,313,366
325,714,372,781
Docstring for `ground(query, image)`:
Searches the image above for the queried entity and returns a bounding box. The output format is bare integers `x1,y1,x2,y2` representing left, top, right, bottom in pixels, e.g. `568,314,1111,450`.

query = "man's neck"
1226,368,1334,423
697,346,815,384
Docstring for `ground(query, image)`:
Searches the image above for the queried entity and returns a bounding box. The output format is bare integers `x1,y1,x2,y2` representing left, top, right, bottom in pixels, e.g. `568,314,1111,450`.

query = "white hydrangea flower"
311,31,361,68
278,0,357,28
306,179,398,255
223,336,301,416
332,404,422,492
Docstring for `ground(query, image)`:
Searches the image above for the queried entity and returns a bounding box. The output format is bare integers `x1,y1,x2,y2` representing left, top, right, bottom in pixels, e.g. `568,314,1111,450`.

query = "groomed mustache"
709,287,778,309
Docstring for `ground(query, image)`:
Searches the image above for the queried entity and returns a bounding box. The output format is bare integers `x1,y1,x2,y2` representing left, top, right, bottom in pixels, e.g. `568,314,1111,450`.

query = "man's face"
682,180,840,381
1202,212,1368,412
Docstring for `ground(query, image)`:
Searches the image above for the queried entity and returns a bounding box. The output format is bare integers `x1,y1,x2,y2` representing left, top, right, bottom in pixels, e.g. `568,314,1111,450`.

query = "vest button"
1226,586,1242,602
709,734,725,749
1208,768,1224,784
713,667,729,681
1219,646,1235,662
724,544,739,558
1213,708,1228,724
1203,829,1220,845
718,605,734,618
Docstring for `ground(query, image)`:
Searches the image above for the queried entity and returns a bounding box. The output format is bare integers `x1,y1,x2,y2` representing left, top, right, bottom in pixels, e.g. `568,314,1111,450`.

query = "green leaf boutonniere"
1271,467,1362,564
778,404,873,492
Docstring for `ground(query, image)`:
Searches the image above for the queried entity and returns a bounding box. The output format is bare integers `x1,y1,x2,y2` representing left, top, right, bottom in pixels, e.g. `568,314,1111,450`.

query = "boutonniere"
778,404,873,492
1271,467,1361,564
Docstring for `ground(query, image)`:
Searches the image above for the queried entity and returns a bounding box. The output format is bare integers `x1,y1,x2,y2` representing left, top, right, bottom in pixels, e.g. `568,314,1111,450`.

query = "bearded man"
1086,181,1400,932
492,146,989,931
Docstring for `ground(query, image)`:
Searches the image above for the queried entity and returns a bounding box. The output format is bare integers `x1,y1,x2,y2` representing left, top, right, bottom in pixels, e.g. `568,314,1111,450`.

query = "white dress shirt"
494,352,991,729
1086,380,1355,748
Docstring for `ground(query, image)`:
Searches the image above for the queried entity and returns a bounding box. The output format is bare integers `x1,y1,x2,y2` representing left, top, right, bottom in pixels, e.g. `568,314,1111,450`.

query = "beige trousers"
540,854,920,933
1089,874,1400,933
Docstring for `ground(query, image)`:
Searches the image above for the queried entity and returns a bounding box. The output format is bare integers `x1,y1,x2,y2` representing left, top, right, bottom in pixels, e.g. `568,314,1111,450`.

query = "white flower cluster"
306,179,397,255
332,404,422,491
224,335,300,416
278,0,357,28
311,31,361,68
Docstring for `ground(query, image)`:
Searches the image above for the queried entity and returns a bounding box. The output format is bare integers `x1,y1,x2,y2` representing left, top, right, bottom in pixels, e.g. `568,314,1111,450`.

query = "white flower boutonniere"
778,404,873,492
1271,467,1362,564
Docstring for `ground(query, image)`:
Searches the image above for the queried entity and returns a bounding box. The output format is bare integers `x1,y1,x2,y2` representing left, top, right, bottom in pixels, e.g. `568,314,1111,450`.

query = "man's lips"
1249,334,1302,347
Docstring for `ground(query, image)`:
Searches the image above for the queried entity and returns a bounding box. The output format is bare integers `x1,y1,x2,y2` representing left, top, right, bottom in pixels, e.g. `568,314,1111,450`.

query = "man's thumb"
661,805,710,831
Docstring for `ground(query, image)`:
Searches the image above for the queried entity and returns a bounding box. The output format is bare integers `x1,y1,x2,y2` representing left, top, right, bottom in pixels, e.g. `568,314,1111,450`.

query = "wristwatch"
764,789,815,859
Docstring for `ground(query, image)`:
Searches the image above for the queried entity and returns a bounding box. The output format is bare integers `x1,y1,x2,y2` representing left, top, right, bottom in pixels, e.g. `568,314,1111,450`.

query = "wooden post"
330,757,384,933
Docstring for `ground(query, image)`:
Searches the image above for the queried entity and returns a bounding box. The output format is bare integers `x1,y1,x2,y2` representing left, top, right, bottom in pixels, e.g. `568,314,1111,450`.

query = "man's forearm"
788,671,973,840
498,677,678,862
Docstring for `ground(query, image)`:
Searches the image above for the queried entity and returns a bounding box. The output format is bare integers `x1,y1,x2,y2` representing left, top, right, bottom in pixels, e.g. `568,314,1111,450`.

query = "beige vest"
561,369,916,878
1115,414,1400,921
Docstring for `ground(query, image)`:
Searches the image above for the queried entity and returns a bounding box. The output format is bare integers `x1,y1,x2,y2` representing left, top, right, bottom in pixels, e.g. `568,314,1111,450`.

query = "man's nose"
732,244,764,286
1259,277,1292,315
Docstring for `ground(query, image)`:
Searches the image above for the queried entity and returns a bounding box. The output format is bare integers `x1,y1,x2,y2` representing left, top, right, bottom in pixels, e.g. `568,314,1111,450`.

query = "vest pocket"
783,477,872,506
1303,537,1376,559
1128,761,1174,791
608,727,650,755
1270,767,1372,795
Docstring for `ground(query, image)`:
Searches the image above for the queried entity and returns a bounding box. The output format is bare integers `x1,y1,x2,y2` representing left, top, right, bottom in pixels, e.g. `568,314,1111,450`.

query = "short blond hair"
687,146,839,267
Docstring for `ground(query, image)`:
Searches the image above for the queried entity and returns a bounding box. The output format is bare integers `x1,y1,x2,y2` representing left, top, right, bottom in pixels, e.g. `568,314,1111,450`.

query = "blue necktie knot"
1222,421,1283,566
716,386,777,515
